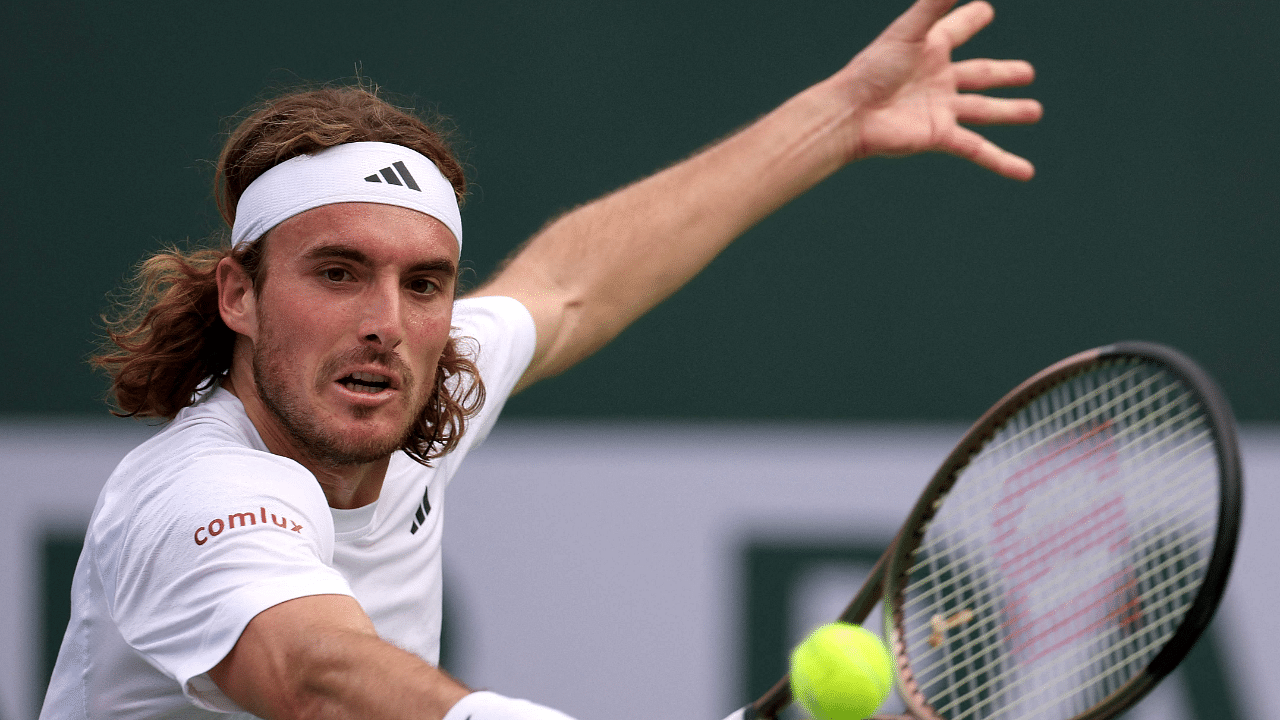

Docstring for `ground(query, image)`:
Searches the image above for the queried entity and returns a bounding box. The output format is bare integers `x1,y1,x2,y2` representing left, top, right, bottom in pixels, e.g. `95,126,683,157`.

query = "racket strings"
901,520,1208,717
940,532,1211,720
954,373,1188,526
912,522,1214,720
981,367,1151,458
911,456,1208,702
926,389,1213,648
893,361,1221,720
908,426,1216,593
903,482,1215,663
909,372,1209,574
979,375,1191,501
917,416,1211,578
936,618,1177,720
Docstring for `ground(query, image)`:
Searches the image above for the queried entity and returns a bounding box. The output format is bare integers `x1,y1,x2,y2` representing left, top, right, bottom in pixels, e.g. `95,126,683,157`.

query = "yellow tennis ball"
790,622,893,720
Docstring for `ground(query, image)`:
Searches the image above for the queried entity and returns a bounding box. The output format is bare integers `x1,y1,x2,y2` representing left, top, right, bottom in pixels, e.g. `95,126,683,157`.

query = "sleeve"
95,446,355,712
447,295,537,454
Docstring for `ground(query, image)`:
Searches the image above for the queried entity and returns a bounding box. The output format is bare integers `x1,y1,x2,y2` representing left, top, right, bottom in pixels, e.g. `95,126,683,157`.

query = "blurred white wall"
2,421,1273,720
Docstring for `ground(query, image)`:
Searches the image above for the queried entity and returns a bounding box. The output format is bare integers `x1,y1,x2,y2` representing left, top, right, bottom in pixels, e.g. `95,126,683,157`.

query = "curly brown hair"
94,84,485,465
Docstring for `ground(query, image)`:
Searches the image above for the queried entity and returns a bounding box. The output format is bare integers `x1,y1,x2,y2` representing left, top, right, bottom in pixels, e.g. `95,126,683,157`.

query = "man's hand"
831,0,1042,179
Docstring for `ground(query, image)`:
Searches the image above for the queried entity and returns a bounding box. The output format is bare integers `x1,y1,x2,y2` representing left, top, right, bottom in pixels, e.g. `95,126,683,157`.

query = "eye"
408,277,440,295
322,267,355,283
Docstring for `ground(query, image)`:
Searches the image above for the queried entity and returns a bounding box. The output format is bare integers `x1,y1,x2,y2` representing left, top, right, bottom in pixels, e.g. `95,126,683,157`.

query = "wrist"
761,78,868,177
443,690,578,720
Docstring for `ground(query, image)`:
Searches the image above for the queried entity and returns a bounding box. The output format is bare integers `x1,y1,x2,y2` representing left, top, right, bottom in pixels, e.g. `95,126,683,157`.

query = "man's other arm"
469,0,1041,393
208,595,469,720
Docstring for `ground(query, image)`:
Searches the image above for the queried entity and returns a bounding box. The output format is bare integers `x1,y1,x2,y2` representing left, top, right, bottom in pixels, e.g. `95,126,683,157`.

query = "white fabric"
443,691,580,720
230,141,463,249
39,296,536,720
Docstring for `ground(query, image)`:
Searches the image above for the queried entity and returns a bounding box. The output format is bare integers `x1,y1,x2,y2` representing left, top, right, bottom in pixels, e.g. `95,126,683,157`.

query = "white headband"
230,141,462,249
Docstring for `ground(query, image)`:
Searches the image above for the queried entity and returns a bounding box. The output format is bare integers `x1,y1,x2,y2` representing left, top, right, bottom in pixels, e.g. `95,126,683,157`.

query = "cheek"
406,309,454,367
258,299,337,363
408,303,452,341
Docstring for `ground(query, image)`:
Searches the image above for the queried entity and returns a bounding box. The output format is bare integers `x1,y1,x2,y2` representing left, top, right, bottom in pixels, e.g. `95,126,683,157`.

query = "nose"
357,278,404,350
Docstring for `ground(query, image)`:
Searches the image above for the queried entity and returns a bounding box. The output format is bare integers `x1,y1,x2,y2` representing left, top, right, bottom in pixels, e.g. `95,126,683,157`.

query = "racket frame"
749,341,1241,720
883,341,1242,720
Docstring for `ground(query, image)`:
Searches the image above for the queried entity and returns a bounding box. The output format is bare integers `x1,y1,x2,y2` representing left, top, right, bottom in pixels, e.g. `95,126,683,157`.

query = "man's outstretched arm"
209,596,578,720
471,0,1042,393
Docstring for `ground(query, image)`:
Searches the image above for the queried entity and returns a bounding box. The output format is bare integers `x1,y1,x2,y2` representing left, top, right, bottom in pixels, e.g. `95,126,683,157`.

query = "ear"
217,256,258,340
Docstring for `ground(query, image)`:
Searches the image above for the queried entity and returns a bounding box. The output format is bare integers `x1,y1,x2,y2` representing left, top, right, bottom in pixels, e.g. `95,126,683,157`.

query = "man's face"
247,202,459,467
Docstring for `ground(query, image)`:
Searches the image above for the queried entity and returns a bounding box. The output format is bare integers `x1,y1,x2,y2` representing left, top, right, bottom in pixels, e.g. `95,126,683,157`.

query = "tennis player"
40,0,1040,718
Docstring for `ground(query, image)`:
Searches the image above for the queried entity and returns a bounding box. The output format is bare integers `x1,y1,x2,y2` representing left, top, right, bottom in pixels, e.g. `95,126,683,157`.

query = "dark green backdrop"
5,1,1277,421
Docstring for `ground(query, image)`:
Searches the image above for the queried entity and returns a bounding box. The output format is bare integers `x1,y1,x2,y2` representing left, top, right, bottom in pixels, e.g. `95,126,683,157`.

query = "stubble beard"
251,332,425,468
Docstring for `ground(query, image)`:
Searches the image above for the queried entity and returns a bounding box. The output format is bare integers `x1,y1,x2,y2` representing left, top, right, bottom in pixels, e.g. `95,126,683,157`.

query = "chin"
278,408,416,468
336,414,414,454
315,430,407,467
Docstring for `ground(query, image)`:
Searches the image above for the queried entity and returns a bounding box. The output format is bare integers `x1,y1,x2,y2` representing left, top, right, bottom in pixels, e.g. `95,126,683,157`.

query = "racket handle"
835,544,890,625
750,545,891,720
750,675,792,720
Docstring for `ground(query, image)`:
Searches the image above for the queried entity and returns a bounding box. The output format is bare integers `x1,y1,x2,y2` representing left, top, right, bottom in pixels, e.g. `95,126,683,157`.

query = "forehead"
265,202,460,265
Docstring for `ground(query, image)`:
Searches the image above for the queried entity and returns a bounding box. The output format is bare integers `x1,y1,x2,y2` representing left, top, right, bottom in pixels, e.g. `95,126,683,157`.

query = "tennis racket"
744,340,1242,720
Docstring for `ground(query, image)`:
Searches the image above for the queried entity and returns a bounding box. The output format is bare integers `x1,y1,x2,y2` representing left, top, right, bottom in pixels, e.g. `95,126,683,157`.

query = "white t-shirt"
40,296,536,720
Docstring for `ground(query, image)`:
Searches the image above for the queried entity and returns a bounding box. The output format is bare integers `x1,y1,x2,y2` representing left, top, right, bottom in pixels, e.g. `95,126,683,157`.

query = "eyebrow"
302,243,458,277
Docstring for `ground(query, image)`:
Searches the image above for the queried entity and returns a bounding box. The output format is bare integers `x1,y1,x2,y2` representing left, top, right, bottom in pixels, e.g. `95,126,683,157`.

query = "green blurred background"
4,0,1277,422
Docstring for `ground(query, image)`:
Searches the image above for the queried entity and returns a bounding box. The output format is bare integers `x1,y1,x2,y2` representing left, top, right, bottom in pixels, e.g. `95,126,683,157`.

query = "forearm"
210,597,469,720
478,77,857,386
302,632,468,720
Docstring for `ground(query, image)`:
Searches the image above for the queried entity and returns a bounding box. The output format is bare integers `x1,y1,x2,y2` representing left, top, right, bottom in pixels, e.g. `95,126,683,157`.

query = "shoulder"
428,297,535,459
96,388,329,547
117,387,313,492
451,295,536,390
452,296,536,349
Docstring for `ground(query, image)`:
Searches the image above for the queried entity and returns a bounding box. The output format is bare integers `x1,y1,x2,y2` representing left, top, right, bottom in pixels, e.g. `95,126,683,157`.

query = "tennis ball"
790,622,893,720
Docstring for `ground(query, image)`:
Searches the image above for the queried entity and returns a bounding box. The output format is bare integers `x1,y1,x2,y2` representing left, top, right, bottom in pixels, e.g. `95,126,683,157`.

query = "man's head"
216,86,466,230
96,85,483,465
219,200,462,469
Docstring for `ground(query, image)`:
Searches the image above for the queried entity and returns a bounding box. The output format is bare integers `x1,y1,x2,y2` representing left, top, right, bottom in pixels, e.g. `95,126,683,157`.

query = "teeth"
339,371,392,394
351,371,389,383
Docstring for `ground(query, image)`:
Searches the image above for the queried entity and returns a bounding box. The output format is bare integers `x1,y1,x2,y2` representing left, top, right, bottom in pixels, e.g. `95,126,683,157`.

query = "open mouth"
338,371,393,394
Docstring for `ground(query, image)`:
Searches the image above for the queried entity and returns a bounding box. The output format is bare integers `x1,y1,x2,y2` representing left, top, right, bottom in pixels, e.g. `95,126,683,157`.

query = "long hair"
94,85,485,464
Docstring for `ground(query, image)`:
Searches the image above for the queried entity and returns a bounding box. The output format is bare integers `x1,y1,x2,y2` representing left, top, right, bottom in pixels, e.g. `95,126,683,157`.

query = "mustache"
319,346,415,392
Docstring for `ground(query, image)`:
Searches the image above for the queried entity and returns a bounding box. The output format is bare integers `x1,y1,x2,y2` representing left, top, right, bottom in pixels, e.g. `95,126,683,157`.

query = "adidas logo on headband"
364,161,421,191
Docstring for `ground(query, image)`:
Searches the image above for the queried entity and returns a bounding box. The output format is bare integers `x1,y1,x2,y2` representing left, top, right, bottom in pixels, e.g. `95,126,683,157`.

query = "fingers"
943,126,1036,181
954,58,1035,90
933,1,995,49
953,94,1043,126
883,0,961,44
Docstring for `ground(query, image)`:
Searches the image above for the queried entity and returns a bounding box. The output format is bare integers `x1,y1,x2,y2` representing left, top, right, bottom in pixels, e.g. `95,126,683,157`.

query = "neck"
222,373,390,510
303,456,390,510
